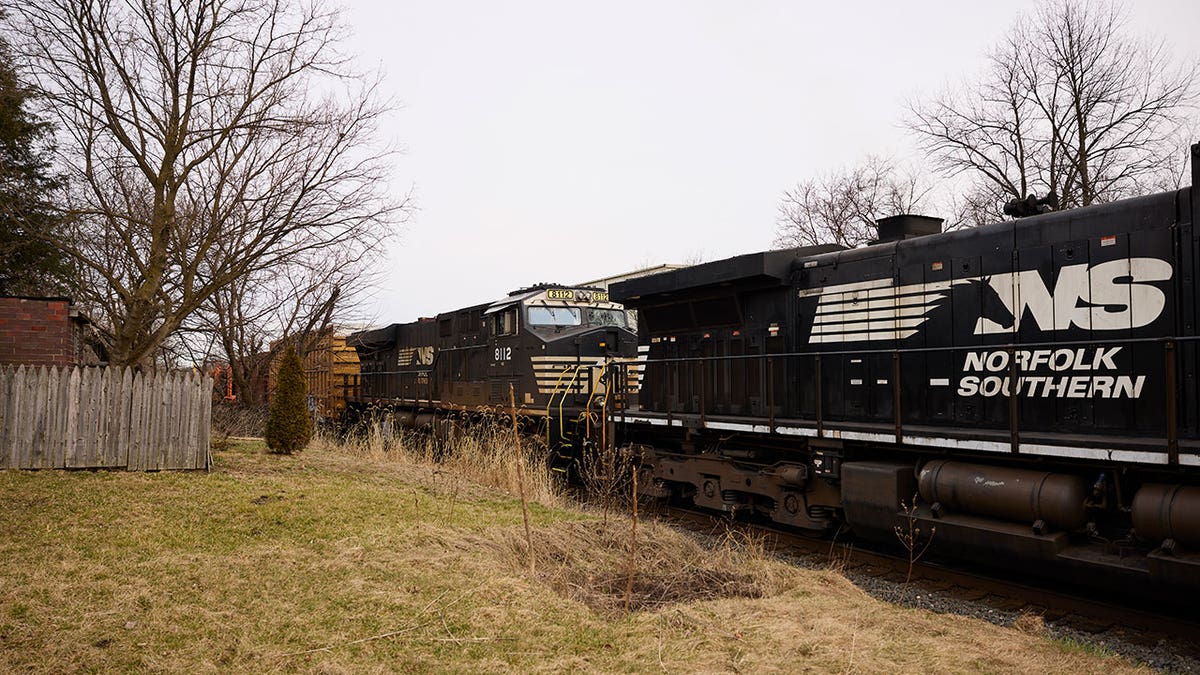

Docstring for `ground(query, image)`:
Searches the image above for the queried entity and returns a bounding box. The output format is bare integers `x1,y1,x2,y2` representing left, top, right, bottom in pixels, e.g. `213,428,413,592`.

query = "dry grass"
0,438,1151,673
1012,610,1046,636
317,414,566,508
493,521,784,617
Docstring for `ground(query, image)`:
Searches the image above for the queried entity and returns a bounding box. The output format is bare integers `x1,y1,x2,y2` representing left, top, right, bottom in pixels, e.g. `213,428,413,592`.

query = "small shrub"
265,345,312,454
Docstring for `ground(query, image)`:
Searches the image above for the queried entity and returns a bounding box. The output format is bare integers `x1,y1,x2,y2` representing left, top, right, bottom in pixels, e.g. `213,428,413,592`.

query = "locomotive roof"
347,285,615,346
346,323,399,350
484,285,609,314
610,244,841,307
819,187,1187,271
612,183,1193,309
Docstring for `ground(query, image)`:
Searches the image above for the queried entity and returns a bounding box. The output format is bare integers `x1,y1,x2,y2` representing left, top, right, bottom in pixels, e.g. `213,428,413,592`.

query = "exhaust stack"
874,214,943,244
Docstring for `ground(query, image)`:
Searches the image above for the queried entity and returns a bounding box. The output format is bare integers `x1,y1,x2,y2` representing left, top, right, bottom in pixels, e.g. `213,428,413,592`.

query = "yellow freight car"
268,331,360,421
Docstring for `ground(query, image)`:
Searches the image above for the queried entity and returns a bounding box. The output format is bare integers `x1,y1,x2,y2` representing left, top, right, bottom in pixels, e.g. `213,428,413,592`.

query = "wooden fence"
0,365,212,470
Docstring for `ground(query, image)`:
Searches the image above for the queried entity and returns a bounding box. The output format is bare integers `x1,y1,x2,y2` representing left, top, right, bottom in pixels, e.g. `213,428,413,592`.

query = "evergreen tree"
0,18,68,296
265,345,313,454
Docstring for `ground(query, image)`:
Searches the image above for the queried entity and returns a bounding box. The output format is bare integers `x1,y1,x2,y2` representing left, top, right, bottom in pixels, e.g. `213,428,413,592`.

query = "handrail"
630,334,1189,465
557,365,587,441
545,365,576,447
545,363,585,447
631,333,1200,364
583,365,604,440
579,360,617,445
600,362,614,452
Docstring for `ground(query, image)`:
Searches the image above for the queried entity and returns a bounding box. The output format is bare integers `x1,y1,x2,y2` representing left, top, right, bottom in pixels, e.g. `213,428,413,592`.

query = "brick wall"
0,297,75,368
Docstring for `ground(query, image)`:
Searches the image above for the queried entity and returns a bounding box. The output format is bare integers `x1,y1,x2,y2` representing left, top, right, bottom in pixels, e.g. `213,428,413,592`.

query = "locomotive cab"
347,283,637,450
485,284,638,411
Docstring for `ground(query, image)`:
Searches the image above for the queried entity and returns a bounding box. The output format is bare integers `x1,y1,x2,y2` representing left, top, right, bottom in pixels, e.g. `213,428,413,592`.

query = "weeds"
624,462,639,614
315,412,564,508
210,402,268,450
894,493,936,601
826,524,854,574
504,519,780,617
1053,636,1116,658
577,442,637,522
509,384,535,575
1012,611,1046,636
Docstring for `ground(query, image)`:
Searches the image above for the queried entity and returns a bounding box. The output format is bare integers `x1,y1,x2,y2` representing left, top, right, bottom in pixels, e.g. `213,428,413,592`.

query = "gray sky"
343,0,1200,323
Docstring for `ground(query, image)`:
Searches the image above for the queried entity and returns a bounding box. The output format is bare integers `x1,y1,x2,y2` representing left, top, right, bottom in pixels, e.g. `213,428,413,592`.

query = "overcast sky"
343,0,1200,324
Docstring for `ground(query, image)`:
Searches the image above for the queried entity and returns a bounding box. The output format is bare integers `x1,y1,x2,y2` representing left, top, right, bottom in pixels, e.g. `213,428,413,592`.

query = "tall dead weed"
495,520,789,617
314,414,565,507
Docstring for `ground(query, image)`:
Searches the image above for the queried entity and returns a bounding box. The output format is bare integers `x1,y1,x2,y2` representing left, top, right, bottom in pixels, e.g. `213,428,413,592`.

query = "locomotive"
346,283,639,448
608,145,1200,594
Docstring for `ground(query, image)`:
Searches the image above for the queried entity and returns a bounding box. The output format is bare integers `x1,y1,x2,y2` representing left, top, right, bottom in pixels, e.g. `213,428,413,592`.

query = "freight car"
268,331,360,420
608,145,1200,594
346,283,639,449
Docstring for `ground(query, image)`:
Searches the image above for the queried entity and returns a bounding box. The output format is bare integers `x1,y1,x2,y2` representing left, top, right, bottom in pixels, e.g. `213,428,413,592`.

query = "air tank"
1131,484,1200,548
917,460,1089,531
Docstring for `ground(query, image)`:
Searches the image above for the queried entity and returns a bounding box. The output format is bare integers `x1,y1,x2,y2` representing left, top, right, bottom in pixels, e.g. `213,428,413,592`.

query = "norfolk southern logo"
397,346,434,367
956,347,1144,399
799,258,1173,344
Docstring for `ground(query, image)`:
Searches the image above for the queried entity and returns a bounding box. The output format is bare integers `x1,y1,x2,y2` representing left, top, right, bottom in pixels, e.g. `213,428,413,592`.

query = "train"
606,145,1200,595
332,145,1200,595
344,283,640,450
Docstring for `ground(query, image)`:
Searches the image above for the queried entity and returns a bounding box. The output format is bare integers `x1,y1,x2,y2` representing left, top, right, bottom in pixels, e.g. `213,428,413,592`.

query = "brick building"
0,297,102,367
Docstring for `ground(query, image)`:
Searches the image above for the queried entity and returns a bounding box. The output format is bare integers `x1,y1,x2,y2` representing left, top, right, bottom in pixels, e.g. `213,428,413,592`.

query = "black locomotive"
609,145,1200,594
347,283,639,448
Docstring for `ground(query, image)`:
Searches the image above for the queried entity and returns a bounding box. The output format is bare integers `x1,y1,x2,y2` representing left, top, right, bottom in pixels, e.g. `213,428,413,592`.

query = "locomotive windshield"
527,305,582,326
526,305,629,329
584,308,627,328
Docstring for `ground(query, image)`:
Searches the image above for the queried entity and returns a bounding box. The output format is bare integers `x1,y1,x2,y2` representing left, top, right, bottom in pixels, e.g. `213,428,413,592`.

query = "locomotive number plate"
547,289,574,300
593,291,609,302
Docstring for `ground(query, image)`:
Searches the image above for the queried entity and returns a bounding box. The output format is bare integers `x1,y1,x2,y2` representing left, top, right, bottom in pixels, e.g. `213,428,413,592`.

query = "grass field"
0,437,1148,673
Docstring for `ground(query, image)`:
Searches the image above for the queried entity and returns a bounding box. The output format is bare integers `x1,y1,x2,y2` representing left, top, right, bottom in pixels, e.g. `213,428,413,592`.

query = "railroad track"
653,504,1200,659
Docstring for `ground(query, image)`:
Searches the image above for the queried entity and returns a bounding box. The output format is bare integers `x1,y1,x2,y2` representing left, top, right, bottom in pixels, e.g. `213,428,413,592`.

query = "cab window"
492,307,518,336
584,307,627,329
527,305,582,327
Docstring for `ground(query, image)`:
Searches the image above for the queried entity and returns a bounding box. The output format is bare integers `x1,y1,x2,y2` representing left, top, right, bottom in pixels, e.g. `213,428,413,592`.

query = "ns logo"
965,258,1173,334
398,346,434,367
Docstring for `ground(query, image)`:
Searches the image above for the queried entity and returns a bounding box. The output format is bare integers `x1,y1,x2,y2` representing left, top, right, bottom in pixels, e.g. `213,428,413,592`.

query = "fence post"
0,367,11,468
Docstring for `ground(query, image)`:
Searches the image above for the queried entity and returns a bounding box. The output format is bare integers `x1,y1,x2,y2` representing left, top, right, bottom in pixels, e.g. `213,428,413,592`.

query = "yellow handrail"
583,361,607,440
545,365,575,447
599,361,614,452
557,365,585,441
545,363,584,447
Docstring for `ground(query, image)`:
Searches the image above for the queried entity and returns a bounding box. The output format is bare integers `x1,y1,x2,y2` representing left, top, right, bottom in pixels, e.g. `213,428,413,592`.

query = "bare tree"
906,30,1043,224
189,245,379,406
7,0,406,367
1031,0,1195,206
908,0,1196,220
774,156,931,249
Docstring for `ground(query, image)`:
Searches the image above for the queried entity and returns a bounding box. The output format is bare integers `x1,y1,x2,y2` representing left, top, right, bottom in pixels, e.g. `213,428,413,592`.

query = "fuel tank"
1132,484,1200,548
917,460,1089,531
